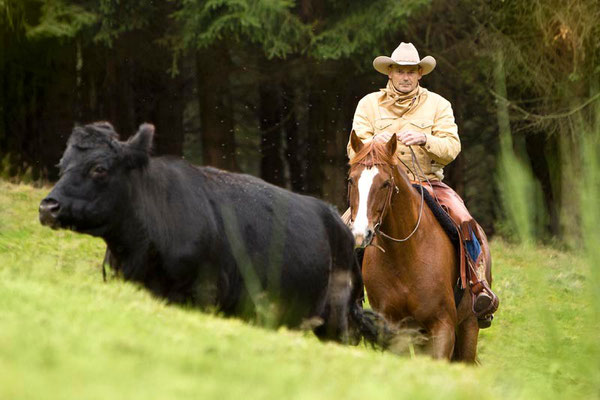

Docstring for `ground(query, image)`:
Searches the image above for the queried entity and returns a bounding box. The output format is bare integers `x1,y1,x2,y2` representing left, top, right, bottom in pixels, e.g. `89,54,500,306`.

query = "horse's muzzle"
353,228,374,248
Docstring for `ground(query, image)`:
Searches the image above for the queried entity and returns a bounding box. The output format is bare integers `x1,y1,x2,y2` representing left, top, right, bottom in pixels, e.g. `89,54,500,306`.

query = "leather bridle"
361,146,431,246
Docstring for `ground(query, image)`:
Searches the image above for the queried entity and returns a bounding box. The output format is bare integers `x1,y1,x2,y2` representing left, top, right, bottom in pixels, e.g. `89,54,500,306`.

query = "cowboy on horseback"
345,42,498,328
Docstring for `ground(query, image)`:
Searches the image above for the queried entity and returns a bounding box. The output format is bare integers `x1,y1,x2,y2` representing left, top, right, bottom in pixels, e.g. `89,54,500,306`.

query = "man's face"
388,65,422,94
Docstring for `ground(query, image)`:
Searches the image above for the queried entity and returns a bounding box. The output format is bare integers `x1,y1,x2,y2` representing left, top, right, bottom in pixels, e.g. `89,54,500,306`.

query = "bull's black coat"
40,122,384,342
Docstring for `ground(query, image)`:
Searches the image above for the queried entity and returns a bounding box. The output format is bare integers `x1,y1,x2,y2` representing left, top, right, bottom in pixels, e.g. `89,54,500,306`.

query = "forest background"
2,0,600,244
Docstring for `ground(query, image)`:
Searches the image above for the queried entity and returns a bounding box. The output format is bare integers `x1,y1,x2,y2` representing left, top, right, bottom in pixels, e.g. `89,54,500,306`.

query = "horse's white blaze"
352,167,379,237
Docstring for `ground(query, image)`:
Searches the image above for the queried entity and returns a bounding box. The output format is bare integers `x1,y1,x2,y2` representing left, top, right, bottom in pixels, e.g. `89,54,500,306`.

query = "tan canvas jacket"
347,87,460,181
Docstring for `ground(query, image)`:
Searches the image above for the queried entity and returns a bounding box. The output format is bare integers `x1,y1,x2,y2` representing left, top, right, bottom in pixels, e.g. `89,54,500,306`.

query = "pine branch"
489,89,600,123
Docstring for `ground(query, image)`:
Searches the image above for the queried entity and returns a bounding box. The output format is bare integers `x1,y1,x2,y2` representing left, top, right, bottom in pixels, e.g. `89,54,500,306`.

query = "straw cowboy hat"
373,42,436,75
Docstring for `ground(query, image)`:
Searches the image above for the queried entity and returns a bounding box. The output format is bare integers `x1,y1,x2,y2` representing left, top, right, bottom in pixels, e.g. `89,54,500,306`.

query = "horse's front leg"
428,318,456,360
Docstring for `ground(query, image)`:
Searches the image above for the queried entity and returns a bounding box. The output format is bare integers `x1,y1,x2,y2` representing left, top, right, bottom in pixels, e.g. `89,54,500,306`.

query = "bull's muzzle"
39,197,61,227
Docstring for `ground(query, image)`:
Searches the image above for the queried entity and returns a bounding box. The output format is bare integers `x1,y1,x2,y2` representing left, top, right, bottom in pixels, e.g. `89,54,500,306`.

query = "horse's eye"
348,178,354,185
382,180,391,188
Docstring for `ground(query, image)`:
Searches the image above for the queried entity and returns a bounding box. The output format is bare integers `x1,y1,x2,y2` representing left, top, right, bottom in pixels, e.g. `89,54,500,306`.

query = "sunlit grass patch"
0,181,597,399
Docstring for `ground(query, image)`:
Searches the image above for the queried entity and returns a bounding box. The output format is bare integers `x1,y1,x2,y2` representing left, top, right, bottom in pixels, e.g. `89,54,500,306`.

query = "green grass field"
1,181,598,400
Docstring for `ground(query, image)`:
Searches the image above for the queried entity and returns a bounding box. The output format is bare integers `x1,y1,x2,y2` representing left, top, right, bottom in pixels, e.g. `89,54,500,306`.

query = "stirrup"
471,282,499,318
477,314,493,329
474,292,494,315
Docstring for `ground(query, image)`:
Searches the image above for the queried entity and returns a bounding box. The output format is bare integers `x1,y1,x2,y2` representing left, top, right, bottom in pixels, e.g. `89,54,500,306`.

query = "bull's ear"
350,130,364,154
386,133,397,156
127,123,154,153
123,123,154,168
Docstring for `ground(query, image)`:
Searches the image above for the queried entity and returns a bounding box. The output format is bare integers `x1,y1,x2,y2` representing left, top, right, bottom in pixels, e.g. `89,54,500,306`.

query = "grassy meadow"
0,180,598,400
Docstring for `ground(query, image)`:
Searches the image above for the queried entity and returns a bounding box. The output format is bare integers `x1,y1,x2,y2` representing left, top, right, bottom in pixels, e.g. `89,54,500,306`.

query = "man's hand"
397,130,427,146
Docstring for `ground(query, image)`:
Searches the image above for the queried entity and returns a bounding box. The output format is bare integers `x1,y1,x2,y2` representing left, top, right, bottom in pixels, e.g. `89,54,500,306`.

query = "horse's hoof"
477,314,493,329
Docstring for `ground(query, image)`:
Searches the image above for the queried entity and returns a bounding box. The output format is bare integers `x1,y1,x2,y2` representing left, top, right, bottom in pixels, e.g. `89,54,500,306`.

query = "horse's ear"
386,133,397,156
350,130,364,154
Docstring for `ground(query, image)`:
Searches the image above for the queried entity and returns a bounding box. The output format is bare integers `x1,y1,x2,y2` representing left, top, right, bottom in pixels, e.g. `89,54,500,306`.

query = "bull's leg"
428,318,456,360
453,316,479,363
322,270,352,343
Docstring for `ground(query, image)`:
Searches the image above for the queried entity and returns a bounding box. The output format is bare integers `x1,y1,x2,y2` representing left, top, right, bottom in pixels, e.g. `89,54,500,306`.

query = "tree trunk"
282,83,305,192
494,49,543,244
304,76,325,196
259,78,285,186
154,72,185,156
320,77,351,209
196,47,238,170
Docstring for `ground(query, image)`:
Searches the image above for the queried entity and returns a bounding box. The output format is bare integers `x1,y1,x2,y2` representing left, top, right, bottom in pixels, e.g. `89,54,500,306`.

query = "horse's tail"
349,301,396,349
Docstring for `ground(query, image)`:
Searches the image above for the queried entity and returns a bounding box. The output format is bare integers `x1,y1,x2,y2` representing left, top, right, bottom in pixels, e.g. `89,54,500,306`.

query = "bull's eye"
90,165,108,179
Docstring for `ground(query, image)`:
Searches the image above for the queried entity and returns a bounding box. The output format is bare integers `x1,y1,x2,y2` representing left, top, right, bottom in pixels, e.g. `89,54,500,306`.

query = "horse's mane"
349,136,399,168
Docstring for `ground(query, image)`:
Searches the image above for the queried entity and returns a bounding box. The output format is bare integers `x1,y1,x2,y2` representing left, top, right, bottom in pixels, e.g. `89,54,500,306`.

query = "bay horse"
347,131,480,361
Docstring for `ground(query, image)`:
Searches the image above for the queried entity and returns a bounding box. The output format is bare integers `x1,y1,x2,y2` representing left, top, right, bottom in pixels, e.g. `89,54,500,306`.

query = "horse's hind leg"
428,318,456,360
453,316,479,363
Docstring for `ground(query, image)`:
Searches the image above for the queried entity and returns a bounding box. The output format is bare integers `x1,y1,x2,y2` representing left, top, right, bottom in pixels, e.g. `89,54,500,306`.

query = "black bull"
39,122,388,344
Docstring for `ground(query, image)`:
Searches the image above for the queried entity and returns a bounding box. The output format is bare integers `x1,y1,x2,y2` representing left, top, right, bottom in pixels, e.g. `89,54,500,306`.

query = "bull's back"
142,160,353,279
197,167,354,318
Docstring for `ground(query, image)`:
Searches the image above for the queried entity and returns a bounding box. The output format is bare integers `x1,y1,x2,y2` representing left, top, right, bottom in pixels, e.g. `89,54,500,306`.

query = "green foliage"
0,154,12,181
1,0,166,44
488,0,600,95
464,0,600,242
0,0,30,31
173,0,431,62
94,0,158,45
3,0,600,245
25,0,97,40
175,0,309,58
1,181,599,399
0,0,96,39
494,50,546,244
309,0,431,63
579,106,600,316
496,136,546,244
